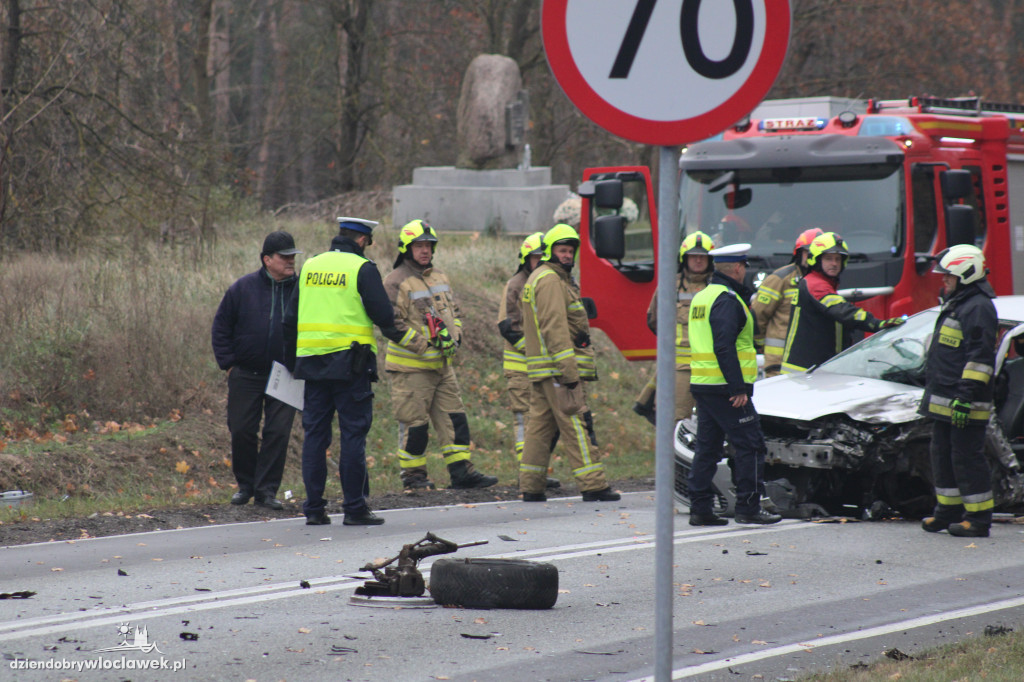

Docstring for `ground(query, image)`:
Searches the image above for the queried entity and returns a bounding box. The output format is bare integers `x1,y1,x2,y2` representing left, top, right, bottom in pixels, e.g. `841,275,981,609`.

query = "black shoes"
947,521,990,537
305,511,331,526
522,492,547,502
448,462,498,489
689,513,728,526
255,497,284,510
344,509,385,526
921,516,952,533
581,487,621,502
230,491,252,505
735,510,782,525
546,477,562,489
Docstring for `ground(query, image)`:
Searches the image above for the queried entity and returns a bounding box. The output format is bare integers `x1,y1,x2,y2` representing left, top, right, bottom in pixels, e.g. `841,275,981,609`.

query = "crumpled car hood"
752,372,924,424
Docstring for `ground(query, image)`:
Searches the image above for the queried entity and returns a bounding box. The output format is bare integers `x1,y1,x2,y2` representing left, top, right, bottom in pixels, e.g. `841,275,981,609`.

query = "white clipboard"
266,361,304,411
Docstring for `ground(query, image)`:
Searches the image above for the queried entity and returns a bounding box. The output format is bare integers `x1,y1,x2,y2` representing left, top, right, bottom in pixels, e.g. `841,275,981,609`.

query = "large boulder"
456,54,522,170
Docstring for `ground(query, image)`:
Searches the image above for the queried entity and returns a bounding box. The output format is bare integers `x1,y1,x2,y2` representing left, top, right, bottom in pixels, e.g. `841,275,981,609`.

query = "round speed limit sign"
542,0,791,145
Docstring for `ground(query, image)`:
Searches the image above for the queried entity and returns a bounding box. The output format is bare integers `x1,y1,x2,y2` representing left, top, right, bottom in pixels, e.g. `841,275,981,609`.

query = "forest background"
2,0,1024,510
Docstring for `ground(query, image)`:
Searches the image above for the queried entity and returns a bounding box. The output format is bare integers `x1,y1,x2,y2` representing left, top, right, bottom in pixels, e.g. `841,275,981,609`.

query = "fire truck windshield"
679,162,904,265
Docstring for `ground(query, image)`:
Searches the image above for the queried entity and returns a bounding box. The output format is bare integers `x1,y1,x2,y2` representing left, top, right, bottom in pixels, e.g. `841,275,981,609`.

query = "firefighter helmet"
679,231,714,273
397,219,438,254
932,244,987,285
519,232,545,266
542,223,580,262
793,227,824,256
807,232,849,268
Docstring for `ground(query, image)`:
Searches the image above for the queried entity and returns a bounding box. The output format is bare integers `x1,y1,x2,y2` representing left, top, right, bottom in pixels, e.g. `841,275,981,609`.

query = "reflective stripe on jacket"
383,260,461,372
522,263,596,383
296,251,375,356
919,281,997,425
689,284,757,385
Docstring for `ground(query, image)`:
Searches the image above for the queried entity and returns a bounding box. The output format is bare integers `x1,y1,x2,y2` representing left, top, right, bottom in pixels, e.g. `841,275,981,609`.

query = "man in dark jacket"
283,218,404,526
781,232,904,373
212,230,301,510
687,244,780,526
919,245,998,538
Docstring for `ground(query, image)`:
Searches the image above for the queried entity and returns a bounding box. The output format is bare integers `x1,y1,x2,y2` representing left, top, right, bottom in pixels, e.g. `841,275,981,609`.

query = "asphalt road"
2,492,1023,681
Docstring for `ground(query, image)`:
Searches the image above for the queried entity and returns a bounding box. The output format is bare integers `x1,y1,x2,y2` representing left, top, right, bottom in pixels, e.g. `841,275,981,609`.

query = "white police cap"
337,217,379,234
708,243,751,262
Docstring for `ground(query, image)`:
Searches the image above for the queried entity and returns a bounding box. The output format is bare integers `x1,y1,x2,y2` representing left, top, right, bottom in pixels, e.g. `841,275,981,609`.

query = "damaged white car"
674,296,1024,519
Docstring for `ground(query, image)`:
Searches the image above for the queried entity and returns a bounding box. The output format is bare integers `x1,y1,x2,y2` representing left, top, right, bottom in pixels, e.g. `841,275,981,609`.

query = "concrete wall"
392,167,570,234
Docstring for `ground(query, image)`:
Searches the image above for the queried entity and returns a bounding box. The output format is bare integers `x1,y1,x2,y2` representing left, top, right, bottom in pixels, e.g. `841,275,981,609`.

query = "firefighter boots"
401,469,436,491
447,461,498,489
947,520,990,538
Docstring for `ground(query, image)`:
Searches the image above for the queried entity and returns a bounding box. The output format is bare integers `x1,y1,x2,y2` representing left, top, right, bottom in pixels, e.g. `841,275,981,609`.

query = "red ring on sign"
542,0,791,145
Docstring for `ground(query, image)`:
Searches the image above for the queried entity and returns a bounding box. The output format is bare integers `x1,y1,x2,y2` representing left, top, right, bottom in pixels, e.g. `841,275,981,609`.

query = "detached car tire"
429,558,558,609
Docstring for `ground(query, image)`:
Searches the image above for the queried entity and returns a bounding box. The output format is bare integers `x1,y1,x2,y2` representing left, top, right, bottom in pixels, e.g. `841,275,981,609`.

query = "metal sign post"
542,2,791,678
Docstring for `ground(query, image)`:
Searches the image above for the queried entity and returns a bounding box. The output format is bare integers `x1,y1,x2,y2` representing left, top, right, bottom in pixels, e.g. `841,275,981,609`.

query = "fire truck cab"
578,96,1024,361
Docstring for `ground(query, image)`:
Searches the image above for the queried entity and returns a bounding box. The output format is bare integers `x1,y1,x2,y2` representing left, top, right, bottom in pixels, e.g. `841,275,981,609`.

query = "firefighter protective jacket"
521,262,596,384
751,262,800,357
919,281,998,425
781,269,882,373
498,268,529,373
645,272,708,369
383,259,463,373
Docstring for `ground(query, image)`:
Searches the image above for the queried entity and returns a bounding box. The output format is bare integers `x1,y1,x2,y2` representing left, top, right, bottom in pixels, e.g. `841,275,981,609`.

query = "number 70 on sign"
542,0,791,146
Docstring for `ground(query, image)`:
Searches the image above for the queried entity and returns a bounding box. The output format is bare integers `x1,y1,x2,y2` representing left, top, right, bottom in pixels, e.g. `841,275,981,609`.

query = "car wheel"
429,558,558,609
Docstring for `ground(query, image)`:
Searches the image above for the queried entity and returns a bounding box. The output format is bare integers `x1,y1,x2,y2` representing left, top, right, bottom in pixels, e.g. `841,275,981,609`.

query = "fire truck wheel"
429,558,558,609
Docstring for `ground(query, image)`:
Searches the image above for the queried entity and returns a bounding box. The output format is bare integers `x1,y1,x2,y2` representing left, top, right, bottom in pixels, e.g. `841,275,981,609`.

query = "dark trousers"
301,375,374,515
227,369,296,500
689,392,765,516
929,420,993,525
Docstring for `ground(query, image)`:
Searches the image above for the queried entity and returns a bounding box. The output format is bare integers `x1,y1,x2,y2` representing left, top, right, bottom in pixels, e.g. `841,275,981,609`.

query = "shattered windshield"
816,309,939,385
680,163,904,260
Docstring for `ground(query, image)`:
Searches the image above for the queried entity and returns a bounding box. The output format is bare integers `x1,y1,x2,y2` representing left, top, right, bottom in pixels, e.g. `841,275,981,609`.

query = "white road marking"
627,594,1024,681
0,522,817,641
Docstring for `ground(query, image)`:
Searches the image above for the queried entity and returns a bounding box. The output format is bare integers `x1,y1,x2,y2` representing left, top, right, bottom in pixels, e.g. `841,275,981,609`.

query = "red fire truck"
577,96,1024,360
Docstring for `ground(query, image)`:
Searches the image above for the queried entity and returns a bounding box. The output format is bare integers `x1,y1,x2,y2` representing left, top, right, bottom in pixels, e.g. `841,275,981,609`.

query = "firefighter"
688,243,780,525
781,232,905,373
519,224,619,502
750,228,822,377
497,232,561,489
383,219,498,490
920,244,998,538
632,231,715,423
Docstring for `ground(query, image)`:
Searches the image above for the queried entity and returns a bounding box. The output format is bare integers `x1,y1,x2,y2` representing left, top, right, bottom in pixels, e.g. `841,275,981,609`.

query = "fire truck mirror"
593,180,624,210
581,297,598,320
593,214,627,260
945,204,977,247
724,187,752,210
940,169,973,201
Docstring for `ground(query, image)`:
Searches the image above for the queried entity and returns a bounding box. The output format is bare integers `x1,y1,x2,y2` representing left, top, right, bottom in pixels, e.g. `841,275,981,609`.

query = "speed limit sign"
542,0,791,145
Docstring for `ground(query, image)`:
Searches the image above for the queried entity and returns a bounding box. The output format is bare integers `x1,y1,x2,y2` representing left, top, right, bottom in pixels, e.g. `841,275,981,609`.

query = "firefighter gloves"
950,398,971,429
879,316,907,329
434,326,458,357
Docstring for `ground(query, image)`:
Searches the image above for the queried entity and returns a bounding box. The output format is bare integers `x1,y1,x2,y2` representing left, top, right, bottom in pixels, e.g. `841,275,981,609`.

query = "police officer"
498,233,561,489
750,228,822,377
519,224,619,503
383,219,497,490
632,231,714,423
212,230,301,510
781,232,904,373
284,217,404,526
920,244,998,538
687,244,780,526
